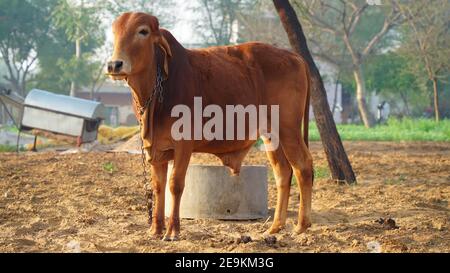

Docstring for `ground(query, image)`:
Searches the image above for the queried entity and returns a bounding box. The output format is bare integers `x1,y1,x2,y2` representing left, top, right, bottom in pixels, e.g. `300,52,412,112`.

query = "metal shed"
21,89,106,144
0,87,24,127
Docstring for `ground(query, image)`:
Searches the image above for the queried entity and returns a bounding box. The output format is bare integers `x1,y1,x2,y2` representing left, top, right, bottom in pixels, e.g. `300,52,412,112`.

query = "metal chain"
135,66,164,116
139,120,153,226
155,66,164,104
136,65,164,226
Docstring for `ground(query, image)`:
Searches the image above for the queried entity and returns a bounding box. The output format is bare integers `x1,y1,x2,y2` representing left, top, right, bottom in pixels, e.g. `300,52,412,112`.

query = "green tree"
0,0,51,96
364,53,424,116
396,0,450,122
51,0,105,96
0,0,105,97
32,18,103,95
196,0,258,46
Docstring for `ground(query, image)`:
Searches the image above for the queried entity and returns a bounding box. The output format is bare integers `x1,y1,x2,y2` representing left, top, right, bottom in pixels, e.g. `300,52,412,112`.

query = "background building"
75,82,137,127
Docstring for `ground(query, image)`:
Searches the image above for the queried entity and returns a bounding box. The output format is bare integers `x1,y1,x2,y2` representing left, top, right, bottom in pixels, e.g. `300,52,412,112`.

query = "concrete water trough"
165,165,268,220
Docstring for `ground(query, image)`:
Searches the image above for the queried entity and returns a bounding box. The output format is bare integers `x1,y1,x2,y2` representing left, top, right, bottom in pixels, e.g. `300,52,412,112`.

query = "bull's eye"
139,29,149,36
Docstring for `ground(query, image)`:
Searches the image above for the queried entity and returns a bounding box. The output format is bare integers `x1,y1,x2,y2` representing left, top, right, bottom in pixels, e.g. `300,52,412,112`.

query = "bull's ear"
149,16,160,33
157,36,172,78
149,16,172,78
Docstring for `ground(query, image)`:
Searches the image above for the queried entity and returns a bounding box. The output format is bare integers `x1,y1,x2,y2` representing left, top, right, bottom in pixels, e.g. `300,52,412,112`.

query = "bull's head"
107,12,172,81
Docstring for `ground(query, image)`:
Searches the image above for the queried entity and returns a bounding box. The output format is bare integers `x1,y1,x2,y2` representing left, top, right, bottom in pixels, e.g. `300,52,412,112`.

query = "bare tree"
396,0,450,122
98,0,176,32
293,0,405,128
273,0,357,184
0,47,38,97
236,1,290,47
197,0,251,46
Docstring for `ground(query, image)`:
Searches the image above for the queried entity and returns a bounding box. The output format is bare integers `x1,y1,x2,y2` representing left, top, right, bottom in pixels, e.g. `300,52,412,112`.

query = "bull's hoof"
150,227,164,238
294,223,311,234
264,224,284,235
162,234,180,242
150,232,163,240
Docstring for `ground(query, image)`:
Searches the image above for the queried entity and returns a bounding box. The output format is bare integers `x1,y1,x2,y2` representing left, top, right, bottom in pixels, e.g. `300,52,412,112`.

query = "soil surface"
0,141,449,253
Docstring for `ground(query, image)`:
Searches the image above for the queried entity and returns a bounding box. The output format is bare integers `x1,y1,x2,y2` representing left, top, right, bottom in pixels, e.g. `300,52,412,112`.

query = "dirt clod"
375,218,399,230
236,235,252,244
264,236,277,246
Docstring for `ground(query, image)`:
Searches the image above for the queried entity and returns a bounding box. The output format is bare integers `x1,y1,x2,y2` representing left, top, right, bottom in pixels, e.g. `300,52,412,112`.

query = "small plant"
102,162,116,174
314,166,331,180
384,174,407,185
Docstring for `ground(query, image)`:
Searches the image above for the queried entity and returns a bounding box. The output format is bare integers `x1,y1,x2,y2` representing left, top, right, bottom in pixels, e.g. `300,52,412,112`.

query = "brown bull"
108,12,313,241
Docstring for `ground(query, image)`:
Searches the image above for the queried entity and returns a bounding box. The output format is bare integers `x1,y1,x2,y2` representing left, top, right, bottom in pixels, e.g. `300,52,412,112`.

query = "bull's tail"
303,62,311,148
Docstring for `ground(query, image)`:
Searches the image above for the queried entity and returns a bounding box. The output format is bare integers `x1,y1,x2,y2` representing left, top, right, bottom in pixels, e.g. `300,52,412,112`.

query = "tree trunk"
332,70,341,115
0,105,4,124
272,0,357,184
70,83,76,97
399,91,411,116
70,38,81,97
353,66,375,128
8,79,23,98
432,78,440,122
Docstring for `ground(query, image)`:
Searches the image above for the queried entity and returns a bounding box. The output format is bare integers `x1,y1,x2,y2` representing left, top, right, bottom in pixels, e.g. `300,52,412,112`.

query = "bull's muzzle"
107,60,124,74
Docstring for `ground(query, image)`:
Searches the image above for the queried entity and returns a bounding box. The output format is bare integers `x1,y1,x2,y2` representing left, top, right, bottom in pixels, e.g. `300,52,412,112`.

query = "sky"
170,1,198,44
105,1,198,48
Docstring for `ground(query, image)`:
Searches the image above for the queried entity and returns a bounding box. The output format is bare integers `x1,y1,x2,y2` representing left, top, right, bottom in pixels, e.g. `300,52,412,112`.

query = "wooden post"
273,0,357,184
32,135,38,152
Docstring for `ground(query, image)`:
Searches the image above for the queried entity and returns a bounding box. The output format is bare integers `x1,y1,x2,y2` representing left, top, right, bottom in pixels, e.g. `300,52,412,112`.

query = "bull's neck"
126,63,157,108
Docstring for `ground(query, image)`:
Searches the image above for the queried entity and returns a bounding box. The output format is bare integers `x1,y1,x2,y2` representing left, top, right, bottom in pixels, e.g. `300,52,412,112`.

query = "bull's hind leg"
280,132,313,234
263,137,293,234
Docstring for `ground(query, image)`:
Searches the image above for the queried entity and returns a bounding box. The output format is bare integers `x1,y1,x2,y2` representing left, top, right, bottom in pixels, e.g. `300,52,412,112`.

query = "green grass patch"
102,162,116,174
309,118,450,142
384,174,407,185
314,165,331,180
268,166,330,184
0,125,19,133
0,144,18,152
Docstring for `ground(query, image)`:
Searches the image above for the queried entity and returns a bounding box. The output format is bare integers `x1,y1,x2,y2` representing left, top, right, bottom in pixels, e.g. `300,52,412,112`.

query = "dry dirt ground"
0,141,449,253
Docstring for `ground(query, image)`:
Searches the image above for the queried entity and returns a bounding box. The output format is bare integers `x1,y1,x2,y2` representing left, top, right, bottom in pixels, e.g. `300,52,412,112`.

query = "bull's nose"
107,61,124,73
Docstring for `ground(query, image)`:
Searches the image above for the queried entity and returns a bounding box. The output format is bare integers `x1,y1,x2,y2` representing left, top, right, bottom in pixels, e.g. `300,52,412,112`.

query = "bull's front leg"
163,145,192,241
149,162,168,237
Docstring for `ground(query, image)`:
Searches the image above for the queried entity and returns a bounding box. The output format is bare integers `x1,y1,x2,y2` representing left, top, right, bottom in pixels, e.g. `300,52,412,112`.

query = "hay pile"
97,125,139,145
